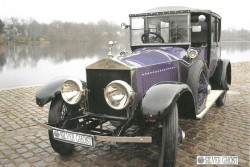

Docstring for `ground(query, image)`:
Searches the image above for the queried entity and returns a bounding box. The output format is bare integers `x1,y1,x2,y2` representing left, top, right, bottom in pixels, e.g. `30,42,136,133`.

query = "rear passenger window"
211,16,217,42
218,19,221,42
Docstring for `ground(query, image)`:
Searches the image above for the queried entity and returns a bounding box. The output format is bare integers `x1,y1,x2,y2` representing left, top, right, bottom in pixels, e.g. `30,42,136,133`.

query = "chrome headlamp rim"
61,78,84,105
188,49,198,59
104,80,135,110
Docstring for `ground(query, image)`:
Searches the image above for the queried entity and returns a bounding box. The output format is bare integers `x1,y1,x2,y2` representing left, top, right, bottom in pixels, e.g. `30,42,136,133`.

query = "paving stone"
44,147,54,153
25,143,37,149
32,148,43,154
0,159,10,165
3,163,15,167
37,142,50,149
9,154,19,160
33,161,47,167
16,148,28,154
5,139,18,146
0,145,9,150
13,158,25,164
0,153,5,159
3,149,15,156
27,156,40,163
19,162,31,167
21,152,34,158
44,157,56,163
37,152,49,158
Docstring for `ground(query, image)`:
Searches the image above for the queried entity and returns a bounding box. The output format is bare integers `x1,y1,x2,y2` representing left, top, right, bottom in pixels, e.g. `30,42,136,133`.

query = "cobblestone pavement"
0,62,250,167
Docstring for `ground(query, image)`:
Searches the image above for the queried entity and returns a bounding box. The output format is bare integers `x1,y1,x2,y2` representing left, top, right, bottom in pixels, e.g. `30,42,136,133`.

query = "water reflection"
0,43,130,72
221,41,250,52
221,41,250,62
0,46,6,72
0,42,249,89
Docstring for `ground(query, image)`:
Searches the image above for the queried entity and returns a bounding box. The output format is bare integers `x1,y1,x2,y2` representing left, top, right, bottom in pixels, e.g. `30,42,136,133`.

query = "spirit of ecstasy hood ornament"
107,41,117,58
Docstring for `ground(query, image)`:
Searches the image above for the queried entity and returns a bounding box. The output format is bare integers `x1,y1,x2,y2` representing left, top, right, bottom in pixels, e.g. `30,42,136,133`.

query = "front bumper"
31,117,152,144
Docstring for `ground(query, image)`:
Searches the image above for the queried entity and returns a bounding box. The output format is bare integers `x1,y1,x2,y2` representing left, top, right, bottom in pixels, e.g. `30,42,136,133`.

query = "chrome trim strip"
95,135,152,143
134,59,190,69
86,58,133,70
31,117,52,130
31,117,152,143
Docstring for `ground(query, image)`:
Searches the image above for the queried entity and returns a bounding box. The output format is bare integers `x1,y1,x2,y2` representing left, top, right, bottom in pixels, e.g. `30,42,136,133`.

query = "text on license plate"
53,129,94,147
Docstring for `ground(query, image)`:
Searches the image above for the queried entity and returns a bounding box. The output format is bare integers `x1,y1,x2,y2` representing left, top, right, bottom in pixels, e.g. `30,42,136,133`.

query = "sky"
1,0,250,30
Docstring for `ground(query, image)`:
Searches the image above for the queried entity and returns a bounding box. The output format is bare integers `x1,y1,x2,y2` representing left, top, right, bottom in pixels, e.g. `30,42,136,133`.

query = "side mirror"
198,15,206,23
121,23,130,30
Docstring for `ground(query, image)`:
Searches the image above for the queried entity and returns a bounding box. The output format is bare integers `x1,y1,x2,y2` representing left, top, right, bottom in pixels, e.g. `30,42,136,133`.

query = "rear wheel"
216,74,228,106
159,103,178,167
210,59,230,107
216,91,226,106
48,97,76,155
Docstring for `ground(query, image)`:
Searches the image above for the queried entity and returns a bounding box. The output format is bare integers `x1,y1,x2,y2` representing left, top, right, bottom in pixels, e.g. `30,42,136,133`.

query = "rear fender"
210,59,231,90
140,82,195,120
221,59,231,89
36,77,86,106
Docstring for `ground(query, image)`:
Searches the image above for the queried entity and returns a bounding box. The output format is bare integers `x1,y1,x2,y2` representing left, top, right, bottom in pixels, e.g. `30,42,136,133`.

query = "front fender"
36,77,86,106
140,81,194,120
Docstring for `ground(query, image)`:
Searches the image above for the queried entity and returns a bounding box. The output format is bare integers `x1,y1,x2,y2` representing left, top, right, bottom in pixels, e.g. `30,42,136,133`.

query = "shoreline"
0,40,249,46
0,61,249,91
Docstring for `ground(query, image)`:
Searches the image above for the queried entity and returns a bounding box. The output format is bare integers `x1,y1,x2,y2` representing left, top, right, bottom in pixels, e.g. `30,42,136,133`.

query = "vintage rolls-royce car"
32,6,231,167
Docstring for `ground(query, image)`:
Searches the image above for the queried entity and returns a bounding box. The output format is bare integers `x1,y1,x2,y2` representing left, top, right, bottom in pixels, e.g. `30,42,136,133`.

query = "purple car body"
121,46,189,100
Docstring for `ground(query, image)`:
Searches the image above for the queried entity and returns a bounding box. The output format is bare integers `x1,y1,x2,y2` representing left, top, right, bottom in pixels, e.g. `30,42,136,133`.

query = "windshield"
130,14,190,45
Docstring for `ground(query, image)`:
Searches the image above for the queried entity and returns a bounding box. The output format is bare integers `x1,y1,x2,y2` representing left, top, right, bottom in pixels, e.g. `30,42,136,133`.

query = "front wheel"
48,97,76,155
159,104,178,167
186,60,208,114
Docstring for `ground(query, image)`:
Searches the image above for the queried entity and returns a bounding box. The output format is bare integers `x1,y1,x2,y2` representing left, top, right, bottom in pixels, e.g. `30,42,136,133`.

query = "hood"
86,58,132,70
120,46,188,67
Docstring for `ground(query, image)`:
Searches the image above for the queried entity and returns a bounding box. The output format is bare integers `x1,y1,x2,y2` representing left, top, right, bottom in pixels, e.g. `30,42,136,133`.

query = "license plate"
52,129,94,147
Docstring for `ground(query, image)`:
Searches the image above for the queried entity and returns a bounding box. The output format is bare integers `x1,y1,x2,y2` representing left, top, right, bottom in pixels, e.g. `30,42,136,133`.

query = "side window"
191,13,208,44
218,19,221,42
211,16,217,42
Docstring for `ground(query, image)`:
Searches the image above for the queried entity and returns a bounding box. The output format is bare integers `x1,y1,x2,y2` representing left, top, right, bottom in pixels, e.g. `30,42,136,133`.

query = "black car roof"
129,6,221,19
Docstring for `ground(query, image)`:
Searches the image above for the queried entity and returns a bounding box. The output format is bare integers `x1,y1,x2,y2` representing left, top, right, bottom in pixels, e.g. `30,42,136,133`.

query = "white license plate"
53,129,94,147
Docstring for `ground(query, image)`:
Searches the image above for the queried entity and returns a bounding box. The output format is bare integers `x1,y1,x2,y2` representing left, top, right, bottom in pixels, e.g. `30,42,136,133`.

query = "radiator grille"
86,69,131,117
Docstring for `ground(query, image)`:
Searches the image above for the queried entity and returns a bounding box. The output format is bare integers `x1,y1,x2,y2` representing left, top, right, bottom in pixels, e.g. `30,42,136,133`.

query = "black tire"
186,60,208,114
216,72,228,107
159,104,178,167
48,97,74,155
216,91,226,106
211,60,229,107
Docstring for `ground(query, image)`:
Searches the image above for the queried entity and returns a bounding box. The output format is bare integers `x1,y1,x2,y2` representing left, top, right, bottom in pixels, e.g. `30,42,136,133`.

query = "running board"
196,90,223,119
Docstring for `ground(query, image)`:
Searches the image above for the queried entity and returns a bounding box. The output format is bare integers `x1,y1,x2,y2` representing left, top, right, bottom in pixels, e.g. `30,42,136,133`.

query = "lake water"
0,42,249,89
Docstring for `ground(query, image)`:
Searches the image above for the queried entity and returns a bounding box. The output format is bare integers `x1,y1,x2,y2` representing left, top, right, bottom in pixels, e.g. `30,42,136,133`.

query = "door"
209,16,221,77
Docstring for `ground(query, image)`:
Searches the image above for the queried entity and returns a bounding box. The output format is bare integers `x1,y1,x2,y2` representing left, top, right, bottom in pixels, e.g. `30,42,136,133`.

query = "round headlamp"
104,80,135,110
188,49,198,59
61,78,83,105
